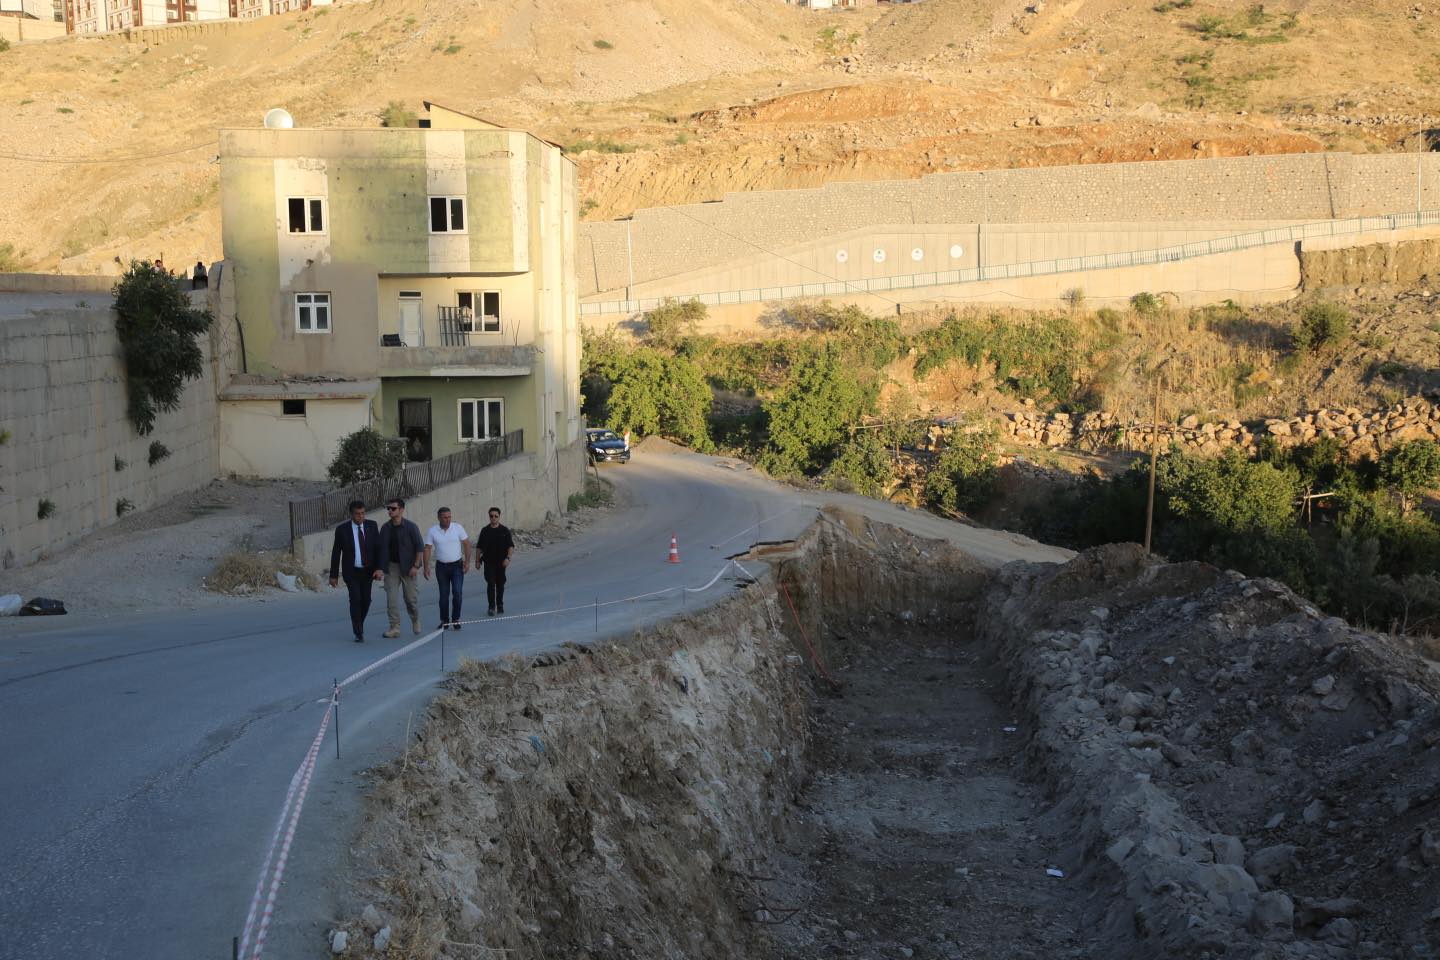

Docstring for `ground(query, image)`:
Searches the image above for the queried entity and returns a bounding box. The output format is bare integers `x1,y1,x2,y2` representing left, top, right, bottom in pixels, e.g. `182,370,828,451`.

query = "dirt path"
767,623,1089,960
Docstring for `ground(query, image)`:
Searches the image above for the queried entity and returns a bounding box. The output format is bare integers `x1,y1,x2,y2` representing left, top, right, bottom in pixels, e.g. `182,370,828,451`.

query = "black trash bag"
20,597,67,616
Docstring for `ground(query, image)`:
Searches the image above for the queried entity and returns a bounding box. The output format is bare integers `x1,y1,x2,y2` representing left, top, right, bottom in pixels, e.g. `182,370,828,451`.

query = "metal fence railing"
579,208,1440,316
288,429,525,542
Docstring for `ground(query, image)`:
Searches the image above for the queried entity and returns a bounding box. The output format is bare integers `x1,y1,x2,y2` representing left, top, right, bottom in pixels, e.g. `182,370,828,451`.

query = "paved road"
0,447,1068,960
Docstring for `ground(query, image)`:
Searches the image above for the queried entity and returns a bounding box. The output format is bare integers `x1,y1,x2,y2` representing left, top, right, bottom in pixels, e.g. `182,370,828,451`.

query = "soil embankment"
333,513,1440,959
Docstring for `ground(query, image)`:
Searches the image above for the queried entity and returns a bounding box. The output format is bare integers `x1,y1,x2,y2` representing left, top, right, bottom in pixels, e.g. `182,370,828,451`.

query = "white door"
398,293,423,346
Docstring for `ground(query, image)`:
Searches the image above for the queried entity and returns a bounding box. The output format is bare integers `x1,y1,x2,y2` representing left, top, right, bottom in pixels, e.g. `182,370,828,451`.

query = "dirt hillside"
1,0,1437,274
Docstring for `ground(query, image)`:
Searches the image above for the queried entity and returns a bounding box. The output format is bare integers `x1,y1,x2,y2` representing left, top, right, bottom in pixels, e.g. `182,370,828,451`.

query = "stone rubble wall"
974,395,1440,459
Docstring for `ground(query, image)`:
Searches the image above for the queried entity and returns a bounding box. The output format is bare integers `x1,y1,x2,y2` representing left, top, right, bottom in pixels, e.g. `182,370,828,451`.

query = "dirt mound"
985,543,1440,957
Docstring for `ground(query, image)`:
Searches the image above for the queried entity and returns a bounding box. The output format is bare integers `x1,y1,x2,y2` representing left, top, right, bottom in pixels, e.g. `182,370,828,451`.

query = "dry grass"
208,541,316,595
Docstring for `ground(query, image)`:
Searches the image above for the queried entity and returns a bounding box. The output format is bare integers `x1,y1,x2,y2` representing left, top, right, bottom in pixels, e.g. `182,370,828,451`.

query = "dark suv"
586,428,631,463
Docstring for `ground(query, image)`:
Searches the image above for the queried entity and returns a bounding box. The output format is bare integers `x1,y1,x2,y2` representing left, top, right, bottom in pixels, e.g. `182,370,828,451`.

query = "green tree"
824,432,894,497
112,260,214,435
328,427,405,486
601,347,712,449
922,423,999,515
1158,449,1299,535
641,297,706,351
1379,440,1440,515
762,343,872,474
1292,301,1350,353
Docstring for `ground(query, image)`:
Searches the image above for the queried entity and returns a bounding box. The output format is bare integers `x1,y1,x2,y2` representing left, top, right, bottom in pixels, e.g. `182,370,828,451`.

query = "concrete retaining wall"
0,304,221,568
292,439,588,574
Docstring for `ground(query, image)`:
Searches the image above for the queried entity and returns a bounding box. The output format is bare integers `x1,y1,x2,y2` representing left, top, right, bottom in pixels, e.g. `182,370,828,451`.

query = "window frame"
286,196,328,235
281,399,307,417
456,290,501,333
429,195,467,234
294,292,332,334
457,397,505,442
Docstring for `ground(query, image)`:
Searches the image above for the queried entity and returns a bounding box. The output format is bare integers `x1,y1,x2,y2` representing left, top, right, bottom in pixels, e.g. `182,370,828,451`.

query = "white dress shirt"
425,522,469,564
351,521,367,568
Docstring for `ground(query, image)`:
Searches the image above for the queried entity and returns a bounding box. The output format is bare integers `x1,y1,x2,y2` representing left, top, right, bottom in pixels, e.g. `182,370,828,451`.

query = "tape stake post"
440,627,445,673
332,679,340,760
594,596,598,633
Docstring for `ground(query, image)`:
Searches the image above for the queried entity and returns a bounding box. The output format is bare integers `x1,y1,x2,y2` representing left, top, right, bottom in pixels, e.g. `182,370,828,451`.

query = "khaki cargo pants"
384,562,420,631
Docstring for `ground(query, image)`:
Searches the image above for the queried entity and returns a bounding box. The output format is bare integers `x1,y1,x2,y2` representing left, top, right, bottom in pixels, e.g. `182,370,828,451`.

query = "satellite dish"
263,108,295,130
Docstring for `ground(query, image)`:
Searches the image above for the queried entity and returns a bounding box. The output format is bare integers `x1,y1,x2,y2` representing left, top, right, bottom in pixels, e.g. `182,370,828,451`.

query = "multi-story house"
214,101,583,484
64,0,227,32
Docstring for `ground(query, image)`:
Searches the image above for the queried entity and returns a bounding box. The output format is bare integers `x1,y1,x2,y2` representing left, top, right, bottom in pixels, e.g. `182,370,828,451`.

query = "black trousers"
483,562,507,610
342,569,374,636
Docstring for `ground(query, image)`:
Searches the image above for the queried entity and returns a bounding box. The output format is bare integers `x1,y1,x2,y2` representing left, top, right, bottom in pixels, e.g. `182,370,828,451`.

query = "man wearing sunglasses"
376,498,425,638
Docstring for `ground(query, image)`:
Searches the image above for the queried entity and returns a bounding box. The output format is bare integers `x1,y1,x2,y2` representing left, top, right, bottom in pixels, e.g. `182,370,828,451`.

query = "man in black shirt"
474,506,515,615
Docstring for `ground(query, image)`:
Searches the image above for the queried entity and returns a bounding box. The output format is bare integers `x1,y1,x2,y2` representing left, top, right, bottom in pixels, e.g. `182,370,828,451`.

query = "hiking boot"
487,607,495,617
383,627,400,639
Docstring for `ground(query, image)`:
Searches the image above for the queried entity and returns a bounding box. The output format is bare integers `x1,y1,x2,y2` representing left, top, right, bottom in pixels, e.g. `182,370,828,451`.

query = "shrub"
209,543,317,595
380,100,418,127
1129,291,1163,317
328,427,406,486
599,348,712,450
922,423,999,515
114,455,128,472
37,498,56,520
1062,287,1086,312
762,343,872,474
0,241,25,272
824,432,894,497
567,477,614,511
913,313,1080,404
593,38,614,49
116,497,134,517
0,37,10,53
147,440,171,466
1379,440,1440,514
1293,301,1349,352
113,261,214,435
642,297,706,350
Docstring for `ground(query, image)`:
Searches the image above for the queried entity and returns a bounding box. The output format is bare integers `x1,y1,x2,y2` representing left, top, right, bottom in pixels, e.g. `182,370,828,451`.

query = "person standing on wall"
423,506,470,631
475,506,515,616
328,499,381,643
376,497,425,638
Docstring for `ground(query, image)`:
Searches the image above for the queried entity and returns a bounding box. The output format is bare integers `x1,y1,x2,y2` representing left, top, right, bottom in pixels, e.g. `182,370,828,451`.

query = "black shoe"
487,607,495,617
452,622,462,631
354,634,364,643
497,605,504,614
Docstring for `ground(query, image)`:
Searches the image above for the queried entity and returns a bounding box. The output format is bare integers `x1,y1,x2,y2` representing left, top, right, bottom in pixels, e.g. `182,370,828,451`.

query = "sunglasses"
386,505,401,511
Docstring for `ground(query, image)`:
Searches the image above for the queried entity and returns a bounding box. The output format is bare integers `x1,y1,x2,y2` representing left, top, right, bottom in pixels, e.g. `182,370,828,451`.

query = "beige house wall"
0,14,64,40
219,397,371,480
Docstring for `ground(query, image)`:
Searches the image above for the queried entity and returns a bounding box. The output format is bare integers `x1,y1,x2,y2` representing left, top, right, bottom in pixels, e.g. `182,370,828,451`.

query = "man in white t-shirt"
423,506,471,630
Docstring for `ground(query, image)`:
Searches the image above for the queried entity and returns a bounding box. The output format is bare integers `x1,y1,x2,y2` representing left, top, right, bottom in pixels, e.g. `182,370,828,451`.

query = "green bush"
599,348,712,450
762,343,872,474
0,241,25,272
1129,291,1163,317
37,498,55,520
1293,301,1350,352
380,100,418,128
113,261,214,435
913,313,1080,404
824,432,894,497
328,427,406,486
642,297,706,350
593,38,614,49
116,497,135,517
147,440,171,466
922,424,999,515
1379,440,1440,513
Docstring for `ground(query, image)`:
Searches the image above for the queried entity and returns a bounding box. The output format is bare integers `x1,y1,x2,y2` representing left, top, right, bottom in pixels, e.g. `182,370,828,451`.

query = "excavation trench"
336,510,1440,960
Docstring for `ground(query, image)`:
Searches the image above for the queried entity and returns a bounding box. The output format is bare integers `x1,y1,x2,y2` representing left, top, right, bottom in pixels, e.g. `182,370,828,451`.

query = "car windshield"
591,430,620,441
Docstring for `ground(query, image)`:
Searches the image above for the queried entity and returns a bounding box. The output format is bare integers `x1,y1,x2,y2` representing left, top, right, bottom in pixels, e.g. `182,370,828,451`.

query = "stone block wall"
580,153,1440,296
981,396,1440,460
0,304,221,569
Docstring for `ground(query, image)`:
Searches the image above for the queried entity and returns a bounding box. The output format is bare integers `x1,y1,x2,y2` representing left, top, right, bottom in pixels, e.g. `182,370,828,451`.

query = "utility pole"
1144,360,1168,554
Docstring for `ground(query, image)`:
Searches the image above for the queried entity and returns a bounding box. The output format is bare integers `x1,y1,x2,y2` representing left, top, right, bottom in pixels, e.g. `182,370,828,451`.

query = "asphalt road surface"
0,446,1068,960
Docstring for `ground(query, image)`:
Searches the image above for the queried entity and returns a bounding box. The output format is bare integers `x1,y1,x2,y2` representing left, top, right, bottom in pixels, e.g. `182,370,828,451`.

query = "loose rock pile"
983,395,1440,457
984,545,1440,958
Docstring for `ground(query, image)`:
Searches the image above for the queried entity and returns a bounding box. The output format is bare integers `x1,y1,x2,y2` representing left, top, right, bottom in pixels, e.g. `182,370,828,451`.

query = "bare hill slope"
1,0,1436,274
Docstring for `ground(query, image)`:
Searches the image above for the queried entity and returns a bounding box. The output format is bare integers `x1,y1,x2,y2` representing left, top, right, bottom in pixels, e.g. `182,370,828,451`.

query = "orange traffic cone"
667,533,681,564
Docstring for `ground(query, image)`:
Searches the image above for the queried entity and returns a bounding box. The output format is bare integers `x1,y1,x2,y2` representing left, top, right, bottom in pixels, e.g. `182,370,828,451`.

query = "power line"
0,140,218,164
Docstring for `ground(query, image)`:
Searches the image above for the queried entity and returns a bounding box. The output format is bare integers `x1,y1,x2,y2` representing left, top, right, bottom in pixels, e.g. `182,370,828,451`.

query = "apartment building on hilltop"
214,101,583,484
62,0,327,32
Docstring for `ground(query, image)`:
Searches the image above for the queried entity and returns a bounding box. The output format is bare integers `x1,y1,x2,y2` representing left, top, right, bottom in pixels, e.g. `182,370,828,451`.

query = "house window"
458,398,504,441
456,290,501,333
287,197,327,234
429,196,466,233
281,399,307,417
295,292,331,333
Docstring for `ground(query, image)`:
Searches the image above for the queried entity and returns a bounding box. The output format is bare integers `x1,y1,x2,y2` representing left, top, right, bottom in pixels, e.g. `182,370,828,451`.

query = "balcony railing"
437,306,502,346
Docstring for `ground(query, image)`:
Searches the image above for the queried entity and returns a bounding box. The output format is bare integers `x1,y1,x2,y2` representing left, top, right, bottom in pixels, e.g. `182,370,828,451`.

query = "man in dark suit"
329,499,382,643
